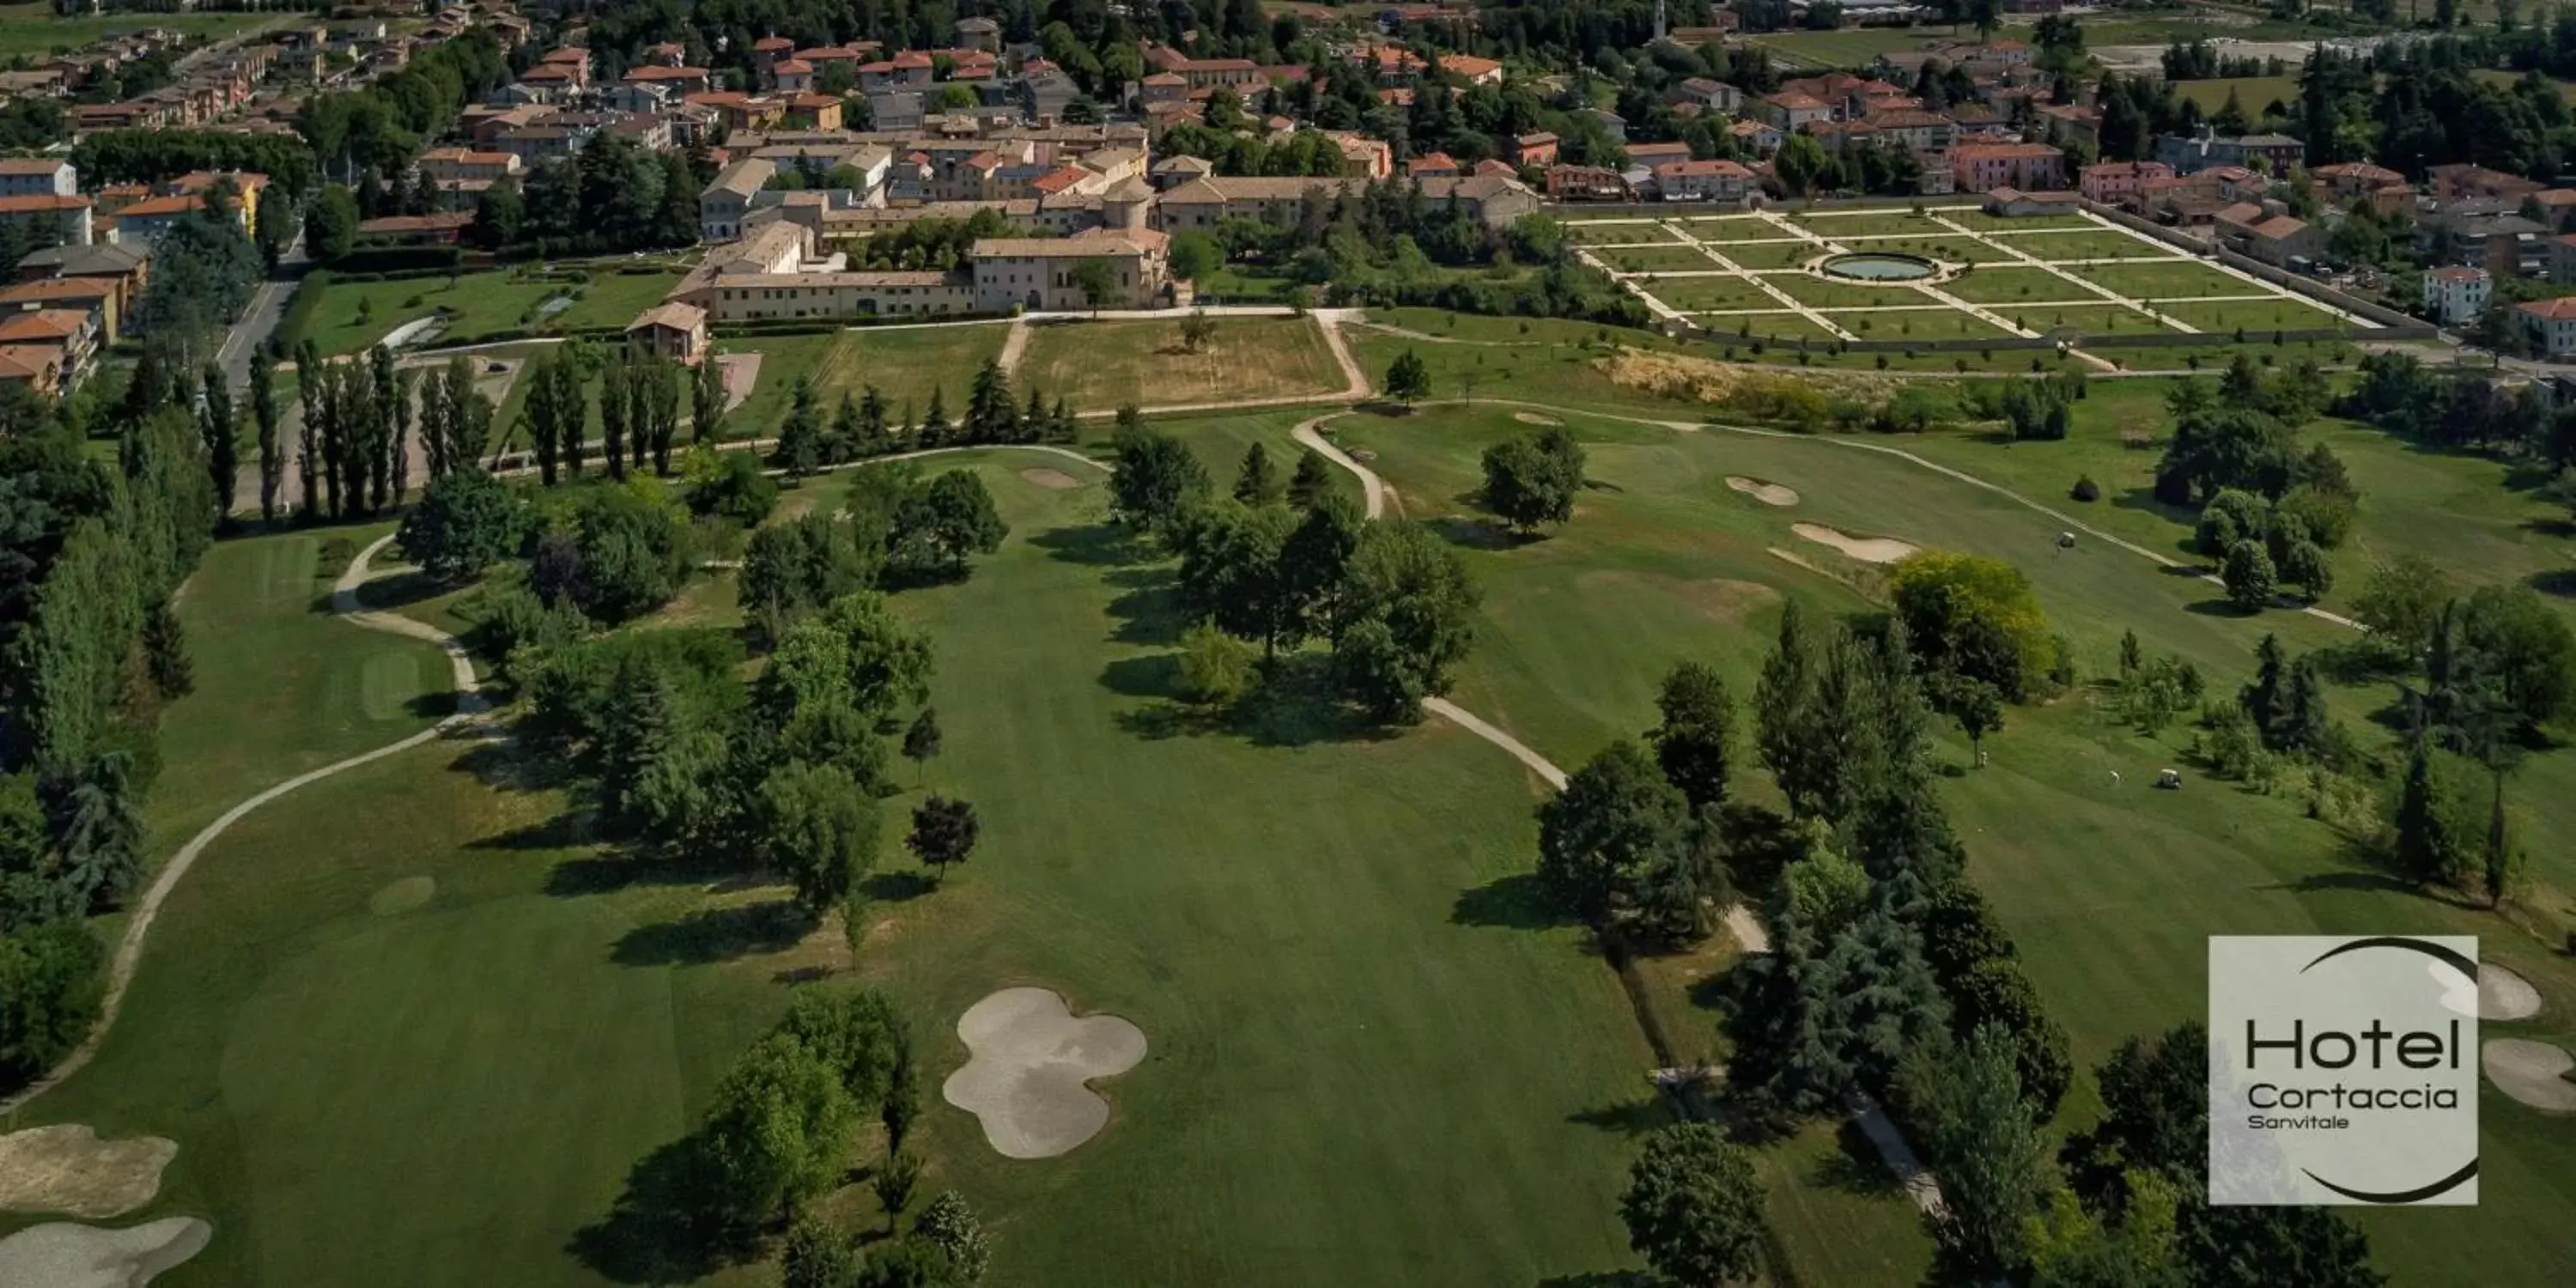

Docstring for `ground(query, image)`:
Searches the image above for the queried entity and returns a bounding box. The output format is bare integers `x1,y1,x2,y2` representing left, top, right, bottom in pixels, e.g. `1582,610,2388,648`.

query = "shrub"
2070,475,2099,502
1179,621,1256,705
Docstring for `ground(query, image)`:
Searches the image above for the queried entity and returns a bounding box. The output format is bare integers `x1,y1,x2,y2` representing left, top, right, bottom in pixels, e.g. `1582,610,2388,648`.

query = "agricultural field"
1570,204,2393,351
808,321,1014,419
0,1,276,58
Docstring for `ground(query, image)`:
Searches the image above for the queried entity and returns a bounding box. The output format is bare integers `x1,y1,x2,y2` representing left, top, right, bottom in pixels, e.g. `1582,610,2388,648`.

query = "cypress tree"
249,351,282,523
599,356,629,480
197,362,237,526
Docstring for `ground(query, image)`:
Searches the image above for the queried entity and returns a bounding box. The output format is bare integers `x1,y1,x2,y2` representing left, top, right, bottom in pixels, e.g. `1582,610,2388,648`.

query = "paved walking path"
0,536,484,1116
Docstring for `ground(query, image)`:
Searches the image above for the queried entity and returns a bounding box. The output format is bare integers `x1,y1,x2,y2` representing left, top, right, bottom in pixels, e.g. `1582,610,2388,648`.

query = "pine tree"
857,384,889,457
599,355,629,480
920,385,951,446
2394,746,2461,886
777,378,822,477
526,353,562,485
368,345,398,510
1233,440,1278,505
965,357,1013,442
1755,599,1826,817
198,362,238,525
1023,384,1047,444
250,351,282,522
557,355,588,476
1287,448,1334,508
389,367,413,501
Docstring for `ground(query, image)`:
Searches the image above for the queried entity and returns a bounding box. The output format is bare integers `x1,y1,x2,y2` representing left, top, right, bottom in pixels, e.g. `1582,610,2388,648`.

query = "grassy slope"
0,3,271,58
1321,401,2576,1288
298,268,686,357
1017,317,1344,408
850,451,1653,1285
148,526,452,853
807,322,1010,419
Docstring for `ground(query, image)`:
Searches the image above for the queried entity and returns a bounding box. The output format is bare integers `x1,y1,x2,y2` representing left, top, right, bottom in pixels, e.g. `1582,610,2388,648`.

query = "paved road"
217,235,308,392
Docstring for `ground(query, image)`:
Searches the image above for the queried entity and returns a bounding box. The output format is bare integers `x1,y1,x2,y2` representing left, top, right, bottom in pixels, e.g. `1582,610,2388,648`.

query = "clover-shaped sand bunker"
0,1216,209,1287
0,1126,177,1218
943,987,1145,1159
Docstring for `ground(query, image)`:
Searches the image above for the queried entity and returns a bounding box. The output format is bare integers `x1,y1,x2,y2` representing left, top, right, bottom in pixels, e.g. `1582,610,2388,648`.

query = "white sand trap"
1513,411,1563,425
1018,467,1083,490
942,987,1145,1159
0,1217,210,1287
368,875,435,915
1793,522,1917,564
2435,962,2542,1021
1726,476,1799,507
2482,1039,2576,1113
0,1127,175,1218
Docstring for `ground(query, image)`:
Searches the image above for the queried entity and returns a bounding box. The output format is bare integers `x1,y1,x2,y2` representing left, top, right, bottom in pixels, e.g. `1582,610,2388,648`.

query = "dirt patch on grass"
1513,410,1563,425
368,876,435,915
1576,570,1780,624
0,1217,209,1286
2482,1039,2576,1113
0,1127,175,1218
1595,347,1899,408
1725,476,1799,507
1793,522,1917,564
942,987,1146,1159
1019,467,1084,490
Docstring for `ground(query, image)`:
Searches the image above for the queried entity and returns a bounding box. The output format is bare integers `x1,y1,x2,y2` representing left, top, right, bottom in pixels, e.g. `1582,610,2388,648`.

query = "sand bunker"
2435,962,2542,1021
2482,1039,2576,1113
1792,522,1917,564
942,987,1145,1159
1018,467,1083,490
0,1217,209,1287
0,1127,176,1218
1726,476,1799,507
368,876,435,915
1513,411,1563,425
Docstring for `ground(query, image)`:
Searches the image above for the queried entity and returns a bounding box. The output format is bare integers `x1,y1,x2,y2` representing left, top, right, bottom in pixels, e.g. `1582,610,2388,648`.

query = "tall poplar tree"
249,351,282,522
197,362,238,525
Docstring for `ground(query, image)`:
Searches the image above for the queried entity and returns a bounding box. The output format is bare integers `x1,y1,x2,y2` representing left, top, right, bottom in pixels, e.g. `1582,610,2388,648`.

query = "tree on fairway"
397,470,526,583
1180,307,1217,353
1286,447,1334,508
757,761,881,915
1537,739,1688,928
1930,672,2004,764
250,352,283,522
1109,428,1210,534
1619,1123,1768,1288
1383,349,1431,404
1900,1026,2052,1281
1332,520,1479,720
916,1192,991,1283
778,378,823,477
907,795,979,884
701,1032,860,1224
902,708,942,785
1651,661,1735,809
888,470,1008,578
694,351,727,443
1479,430,1583,533
1233,440,1279,504
2221,538,2276,611
873,1150,924,1234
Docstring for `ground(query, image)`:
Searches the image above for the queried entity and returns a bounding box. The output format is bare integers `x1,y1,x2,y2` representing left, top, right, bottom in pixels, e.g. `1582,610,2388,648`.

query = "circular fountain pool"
1820,252,1939,282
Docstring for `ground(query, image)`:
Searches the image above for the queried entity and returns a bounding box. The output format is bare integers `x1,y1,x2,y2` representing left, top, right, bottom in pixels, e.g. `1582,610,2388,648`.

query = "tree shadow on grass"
470,810,594,854
352,568,456,611
448,738,580,793
2530,568,2576,599
1451,872,1571,932
568,1136,758,1285
1106,653,1391,748
1567,1096,1667,1137
1430,513,1528,551
1029,522,1146,568
614,900,810,966
1105,579,1186,647
1813,1119,1907,1196
858,869,934,903
1534,1273,1656,1287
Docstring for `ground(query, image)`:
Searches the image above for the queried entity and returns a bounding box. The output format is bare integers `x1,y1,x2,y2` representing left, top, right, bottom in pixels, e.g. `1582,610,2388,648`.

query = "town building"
2515,295,2576,355
2421,266,2491,325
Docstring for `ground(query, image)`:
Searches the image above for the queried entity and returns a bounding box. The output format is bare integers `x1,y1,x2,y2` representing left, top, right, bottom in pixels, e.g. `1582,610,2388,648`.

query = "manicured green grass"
808,321,1012,421
1997,229,2190,262
1193,264,1294,301
1321,400,2576,1287
295,267,687,357
2154,296,2352,335
845,454,1657,1285
1564,219,1681,246
1932,209,2098,233
1702,240,1827,270
1742,26,1950,67
1680,216,1777,241
2171,75,2300,115
1789,211,1949,239
147,526,453,853
1941,265,2088,304
1997,302,2175,337
1596,243,1722,274
1645,275,1788,312
1018,316,1344,408
1824,307,2014,341
1701,312,1843,343
2059,258,2260,301
1764,274,1935,310
0,3,274,57
1861,234,2022,265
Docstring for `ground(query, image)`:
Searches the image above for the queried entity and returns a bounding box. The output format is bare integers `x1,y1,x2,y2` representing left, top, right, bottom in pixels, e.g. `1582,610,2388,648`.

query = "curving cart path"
0,536,484,1115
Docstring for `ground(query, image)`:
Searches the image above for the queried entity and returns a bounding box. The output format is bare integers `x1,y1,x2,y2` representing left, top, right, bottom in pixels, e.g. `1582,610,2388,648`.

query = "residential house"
702,156,776,240
2313,161,2403,204
1508,131,1557,167
626,301,708,363
1406,152,1460,180
0,309,96,385
0,276,117,343
2154,130,2305,177
1952,143,2067,193
2516,295,2576,355
2080,160,2172,205
1758,90,1833,131
2214,202,2318,267
0,159,76,200
0,345,62,397
2421,265,2491,324
2551,234,2576,285
1673,76,1741,113
1546,164,1627,200
1984,187,2081,217
2428,197,2549,276
0,195,94,247
2427,163,2544,203
15,243,145,315
355,212,475,246
1655,159,1754,204
955,16,1002,52
1443,54,1504,87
